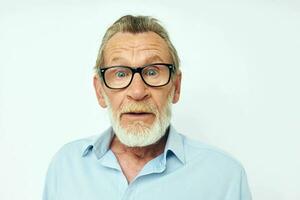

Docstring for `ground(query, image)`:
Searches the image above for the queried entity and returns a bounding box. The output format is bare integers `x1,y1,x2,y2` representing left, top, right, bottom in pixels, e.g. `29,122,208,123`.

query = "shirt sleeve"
240,167,252,200
42,156,58,200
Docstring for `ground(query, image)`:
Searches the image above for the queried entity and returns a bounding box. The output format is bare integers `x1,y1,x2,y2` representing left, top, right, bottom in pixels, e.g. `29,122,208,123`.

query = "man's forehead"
109,55,165,65
103,32,171,65
105,32,169,51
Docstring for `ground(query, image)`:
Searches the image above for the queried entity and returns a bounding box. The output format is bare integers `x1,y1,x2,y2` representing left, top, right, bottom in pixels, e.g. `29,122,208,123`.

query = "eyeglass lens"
104,64,170,88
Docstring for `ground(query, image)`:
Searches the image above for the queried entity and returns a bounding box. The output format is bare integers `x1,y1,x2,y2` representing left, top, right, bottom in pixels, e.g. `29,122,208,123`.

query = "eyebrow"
144,55,164,64
110,57,127,64
109,55,165,66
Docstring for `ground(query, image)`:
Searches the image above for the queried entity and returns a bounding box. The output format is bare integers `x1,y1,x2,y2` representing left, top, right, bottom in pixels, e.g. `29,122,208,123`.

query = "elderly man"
43,15,252,200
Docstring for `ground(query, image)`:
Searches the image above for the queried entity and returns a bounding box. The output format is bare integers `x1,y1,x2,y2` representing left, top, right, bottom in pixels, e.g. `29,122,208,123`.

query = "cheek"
152,89,173,110
105,91,126,111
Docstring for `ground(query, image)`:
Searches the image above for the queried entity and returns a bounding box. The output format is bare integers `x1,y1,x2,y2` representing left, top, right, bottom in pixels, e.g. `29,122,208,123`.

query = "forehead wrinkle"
131,43,170,62
108,38,166,51
106,48,169,65
104,47,131,65
108,47,165,65
131,48,168,66
109,53,164,67
104,33,171,65
144,55,164,63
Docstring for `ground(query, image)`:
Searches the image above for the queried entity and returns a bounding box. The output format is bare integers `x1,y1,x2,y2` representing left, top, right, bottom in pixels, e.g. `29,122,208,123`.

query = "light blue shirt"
43,125,252,200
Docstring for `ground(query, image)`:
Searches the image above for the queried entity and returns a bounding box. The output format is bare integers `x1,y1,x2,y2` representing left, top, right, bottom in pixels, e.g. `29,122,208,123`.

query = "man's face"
94,32,181,147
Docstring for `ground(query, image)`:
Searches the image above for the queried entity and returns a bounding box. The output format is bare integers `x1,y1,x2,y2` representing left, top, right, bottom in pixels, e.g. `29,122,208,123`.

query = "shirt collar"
163,125,185,164
81,125,185,164
81,127,114,158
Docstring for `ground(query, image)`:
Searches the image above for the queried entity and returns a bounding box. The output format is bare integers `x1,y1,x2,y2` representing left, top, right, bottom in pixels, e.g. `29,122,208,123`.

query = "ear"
172,71,182,104
93,75,108,108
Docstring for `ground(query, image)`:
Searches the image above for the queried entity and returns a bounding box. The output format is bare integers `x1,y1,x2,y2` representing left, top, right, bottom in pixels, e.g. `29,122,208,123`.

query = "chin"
122,121,152,133
113,118,170,147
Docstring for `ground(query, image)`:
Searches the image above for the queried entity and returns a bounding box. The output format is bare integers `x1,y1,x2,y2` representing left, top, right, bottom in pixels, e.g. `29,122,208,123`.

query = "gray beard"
103,90,174,147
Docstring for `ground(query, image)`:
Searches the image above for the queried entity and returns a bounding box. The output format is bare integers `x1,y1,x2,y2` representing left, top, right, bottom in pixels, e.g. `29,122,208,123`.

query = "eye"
115,71,127,78
144,68,159,76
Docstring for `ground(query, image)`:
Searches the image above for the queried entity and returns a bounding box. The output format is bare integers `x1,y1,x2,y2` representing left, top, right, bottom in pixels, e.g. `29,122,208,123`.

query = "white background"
1,0,299,199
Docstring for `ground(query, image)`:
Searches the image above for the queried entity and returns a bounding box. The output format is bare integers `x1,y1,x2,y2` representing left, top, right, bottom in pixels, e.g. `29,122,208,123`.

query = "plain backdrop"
0,0,299,200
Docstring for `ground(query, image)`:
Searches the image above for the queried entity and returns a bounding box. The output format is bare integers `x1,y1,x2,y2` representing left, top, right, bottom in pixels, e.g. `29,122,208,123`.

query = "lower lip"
121,113,155,120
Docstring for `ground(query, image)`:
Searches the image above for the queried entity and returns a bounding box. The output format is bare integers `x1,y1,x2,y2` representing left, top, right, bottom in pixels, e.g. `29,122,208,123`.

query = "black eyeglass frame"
97,63,176,89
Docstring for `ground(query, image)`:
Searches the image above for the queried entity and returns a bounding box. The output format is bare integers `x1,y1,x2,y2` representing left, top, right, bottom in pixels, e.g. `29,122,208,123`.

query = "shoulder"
181,133,244,172
49,134,98,165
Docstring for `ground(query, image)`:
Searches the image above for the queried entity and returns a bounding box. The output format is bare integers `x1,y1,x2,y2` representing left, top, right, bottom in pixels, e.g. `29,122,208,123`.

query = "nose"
126,73,150,101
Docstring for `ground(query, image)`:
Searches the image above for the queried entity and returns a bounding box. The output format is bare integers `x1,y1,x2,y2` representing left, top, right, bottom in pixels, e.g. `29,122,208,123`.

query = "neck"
110,132,168,161
109,128,169,183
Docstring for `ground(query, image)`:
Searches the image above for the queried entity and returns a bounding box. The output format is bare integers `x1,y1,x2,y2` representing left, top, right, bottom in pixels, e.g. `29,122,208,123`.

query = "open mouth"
125,112,152,115
121,112,155,119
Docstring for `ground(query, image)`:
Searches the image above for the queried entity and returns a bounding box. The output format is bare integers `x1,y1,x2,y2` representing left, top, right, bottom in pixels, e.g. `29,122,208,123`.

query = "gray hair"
94,15,180,73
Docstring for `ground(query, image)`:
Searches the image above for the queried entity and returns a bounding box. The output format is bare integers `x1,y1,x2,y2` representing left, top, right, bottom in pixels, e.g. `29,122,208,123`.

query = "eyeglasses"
97,63,176,89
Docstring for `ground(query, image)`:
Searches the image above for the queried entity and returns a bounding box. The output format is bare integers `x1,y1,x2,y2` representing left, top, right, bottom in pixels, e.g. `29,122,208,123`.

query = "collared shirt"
43,125,252,200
